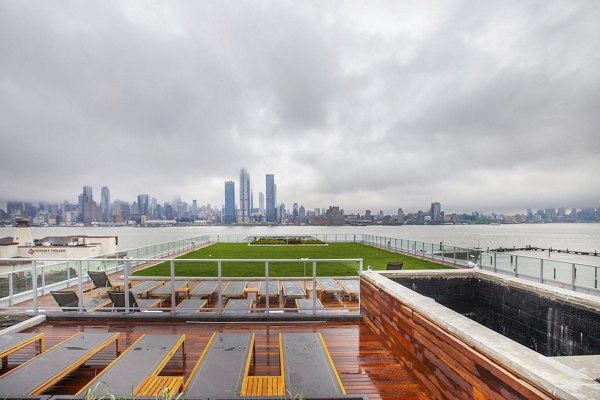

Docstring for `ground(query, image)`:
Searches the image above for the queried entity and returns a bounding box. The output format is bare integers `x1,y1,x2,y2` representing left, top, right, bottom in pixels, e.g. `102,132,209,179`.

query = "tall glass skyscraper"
224,181,236,224
266,174,276,223
100,186,110,223
239,168,251,223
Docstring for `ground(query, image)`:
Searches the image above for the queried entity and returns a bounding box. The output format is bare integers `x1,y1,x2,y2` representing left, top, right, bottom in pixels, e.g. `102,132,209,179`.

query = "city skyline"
1,2,599,212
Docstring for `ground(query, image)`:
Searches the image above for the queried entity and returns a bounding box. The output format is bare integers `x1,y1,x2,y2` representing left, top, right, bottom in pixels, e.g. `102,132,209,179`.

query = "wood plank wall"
360,278,556,400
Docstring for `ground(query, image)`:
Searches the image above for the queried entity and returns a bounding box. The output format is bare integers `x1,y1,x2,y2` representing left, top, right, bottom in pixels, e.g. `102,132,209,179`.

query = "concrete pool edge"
360,269,600,399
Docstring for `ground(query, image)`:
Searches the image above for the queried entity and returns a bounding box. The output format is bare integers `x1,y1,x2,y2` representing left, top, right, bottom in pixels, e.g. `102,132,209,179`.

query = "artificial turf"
133,242,451,277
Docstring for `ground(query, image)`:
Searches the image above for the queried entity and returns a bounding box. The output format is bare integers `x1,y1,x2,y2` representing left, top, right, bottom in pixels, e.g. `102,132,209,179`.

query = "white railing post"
170,260,176,312
572,263,576,291
265,261,270,315
312,261,317,315
539,259,543,283
217,261,223,314
31,260,38,314
8,272,14,306
77,261,84,313
40,266,46,296
124,258,131,313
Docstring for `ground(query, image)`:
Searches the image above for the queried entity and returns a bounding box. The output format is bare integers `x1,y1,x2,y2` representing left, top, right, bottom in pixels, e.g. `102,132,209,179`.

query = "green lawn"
133,242,451,277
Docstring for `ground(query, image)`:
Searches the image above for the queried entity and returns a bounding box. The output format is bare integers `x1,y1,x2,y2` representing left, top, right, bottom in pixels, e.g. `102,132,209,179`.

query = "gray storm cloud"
0,0,599,214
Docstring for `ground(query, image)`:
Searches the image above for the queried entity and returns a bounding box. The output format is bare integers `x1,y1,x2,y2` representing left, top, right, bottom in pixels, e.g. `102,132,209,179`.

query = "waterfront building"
266,174,276,223
298,205,306,224
100,186,110,223
293,203,299,223
397,208,405,224
78,186,93,223
431,202,442,222
224,181,236,224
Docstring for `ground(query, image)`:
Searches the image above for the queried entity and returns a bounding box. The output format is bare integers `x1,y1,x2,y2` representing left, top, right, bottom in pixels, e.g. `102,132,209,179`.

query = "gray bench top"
317,278,343,293
283,282,307,298
176,299,208,311
78,334,185,396
337,279,359,295
259,281,280,296
131,281,163,296
183,333,254,399
224,299,253,314
0,333,44,360
190,281,218,297
222,281,247,297
281,333,345,398
0,332,119,396
149,281,189,296
296,298,325,314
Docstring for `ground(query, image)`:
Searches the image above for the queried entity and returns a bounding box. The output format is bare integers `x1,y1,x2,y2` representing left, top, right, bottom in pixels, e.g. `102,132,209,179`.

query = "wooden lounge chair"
183,332,255,399
0,333,45,369
295,298,325,314
221,281,247,299
131,280,164,298
108,291,162,312
317,278,344,300
281,332,346,398
241,334,285,397
224,298,253,314
190,281,218,299
77,334,185,397
337,279,360,301
0,332,120,395
50,290,111,312
282,281,307,304
258,281,280,303
149,281,190,300
176,299,208,313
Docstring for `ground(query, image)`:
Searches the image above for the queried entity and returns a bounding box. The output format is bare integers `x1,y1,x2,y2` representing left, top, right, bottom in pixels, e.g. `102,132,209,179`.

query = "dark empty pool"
392,276,600,357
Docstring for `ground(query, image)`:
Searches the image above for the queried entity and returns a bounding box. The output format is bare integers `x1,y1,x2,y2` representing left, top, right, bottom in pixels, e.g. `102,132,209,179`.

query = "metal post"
217,261,222,314
31,260,38,313
312,261,317,315
170,260,176,313
265,261,270,315
595,267,598,289
571,263,576,291
8,272,13,306
77,261,84,313
67,262,71,287
124,258,131,313
40,266,46,296
514,256,519,278
453,247,457,267
539,259,543,283
493,253,497,273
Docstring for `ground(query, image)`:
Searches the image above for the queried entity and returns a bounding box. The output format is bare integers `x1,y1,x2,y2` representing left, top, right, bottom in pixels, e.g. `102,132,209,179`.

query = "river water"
1,223,599,266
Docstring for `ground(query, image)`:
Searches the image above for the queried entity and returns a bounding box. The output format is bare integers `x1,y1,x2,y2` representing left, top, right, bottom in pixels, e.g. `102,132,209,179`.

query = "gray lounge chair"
50,290,111,312
77,334,185,396
258,281,280,303
317,278,344,299
0,333,45,368
183,333,254,399
131,280,164,298
108,291,161,312
281,332,346,397
0,332,120,395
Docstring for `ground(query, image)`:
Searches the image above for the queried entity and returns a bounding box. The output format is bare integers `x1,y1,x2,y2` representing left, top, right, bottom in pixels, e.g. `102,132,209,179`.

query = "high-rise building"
298,205,306,224
192,200,198,218
266,174,276,223
100,186,110,223
239,168,251,224
293,203,299,223
137,194,149,216
224,181,236,224
431,202,442,222
397,208,405,224
258,192,264,213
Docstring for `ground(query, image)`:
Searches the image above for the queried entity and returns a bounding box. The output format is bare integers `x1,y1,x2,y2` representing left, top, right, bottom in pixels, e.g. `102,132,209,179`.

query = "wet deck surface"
4,321,431,399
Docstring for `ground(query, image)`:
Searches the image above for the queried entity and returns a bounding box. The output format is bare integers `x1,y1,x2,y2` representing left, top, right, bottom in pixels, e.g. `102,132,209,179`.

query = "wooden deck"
3,321,430,399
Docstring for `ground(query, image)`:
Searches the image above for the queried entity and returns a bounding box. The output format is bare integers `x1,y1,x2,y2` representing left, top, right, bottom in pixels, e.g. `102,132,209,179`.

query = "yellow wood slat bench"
133,375,184,396
0,333,45,368
241,375,285,396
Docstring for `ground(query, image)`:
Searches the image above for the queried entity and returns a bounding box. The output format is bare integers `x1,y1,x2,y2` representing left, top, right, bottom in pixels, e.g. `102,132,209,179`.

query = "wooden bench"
0,333,45,368
133,375,184,396
241,375,285,397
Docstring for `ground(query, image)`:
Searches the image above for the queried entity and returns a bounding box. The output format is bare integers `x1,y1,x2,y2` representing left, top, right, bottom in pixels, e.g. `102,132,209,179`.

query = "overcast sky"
1,1,599,214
